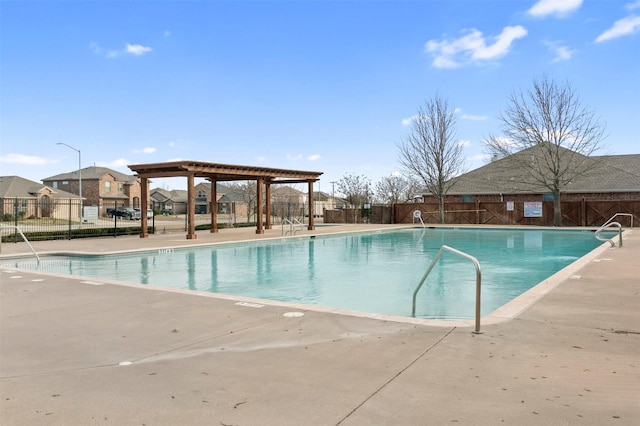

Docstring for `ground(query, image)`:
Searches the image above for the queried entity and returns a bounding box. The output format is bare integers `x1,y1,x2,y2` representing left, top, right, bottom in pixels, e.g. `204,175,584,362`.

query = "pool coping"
0,224,624,330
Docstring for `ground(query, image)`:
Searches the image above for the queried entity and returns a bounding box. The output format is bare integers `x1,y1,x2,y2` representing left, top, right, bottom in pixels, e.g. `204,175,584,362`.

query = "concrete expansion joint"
335,327,457,425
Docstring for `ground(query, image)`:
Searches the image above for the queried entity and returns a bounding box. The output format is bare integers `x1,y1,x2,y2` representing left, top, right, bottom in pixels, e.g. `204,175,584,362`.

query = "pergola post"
187,173,197,239
265,182,272,230
256,178,264,234
210,179,218,233
308,179,315,231
140,177,149,238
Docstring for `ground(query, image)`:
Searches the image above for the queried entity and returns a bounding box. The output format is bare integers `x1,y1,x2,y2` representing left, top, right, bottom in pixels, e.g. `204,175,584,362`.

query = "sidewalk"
1,225,638,425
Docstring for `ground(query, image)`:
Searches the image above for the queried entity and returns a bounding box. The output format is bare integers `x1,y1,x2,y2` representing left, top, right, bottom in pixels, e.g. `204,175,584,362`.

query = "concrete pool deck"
1,224,638,425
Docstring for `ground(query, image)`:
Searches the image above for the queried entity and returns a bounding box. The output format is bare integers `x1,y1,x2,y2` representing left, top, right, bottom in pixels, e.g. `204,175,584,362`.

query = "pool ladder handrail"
282,218,304,236
412,210,425,228
1,225,40,265
412,245,482,334
601,212,633,229
595,221,623,248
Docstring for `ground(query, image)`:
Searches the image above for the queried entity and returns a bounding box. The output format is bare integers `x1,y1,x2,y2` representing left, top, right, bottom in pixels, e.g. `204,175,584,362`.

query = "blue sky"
1,0,639,192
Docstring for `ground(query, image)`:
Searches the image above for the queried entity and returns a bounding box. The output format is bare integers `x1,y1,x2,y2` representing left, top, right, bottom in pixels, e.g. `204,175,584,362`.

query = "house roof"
271,186,305,197
150,188,189,203
443,146,640,195
196,182,233,194
43,166,138,183
0,176,78,199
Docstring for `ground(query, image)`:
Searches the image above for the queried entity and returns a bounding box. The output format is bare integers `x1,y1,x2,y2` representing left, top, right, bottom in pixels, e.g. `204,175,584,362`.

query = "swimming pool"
0,228,605,320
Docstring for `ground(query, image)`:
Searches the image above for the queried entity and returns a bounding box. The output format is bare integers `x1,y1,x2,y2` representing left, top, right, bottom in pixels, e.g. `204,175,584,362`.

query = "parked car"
106,207,139,220
134,208,154,219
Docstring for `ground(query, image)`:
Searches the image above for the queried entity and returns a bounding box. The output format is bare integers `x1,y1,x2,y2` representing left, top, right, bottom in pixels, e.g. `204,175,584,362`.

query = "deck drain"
283,312,304,318
119,361,133,366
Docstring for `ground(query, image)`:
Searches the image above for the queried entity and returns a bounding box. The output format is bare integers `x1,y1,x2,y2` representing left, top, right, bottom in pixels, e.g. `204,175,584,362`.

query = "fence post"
13,198,18,242
68,198,72,240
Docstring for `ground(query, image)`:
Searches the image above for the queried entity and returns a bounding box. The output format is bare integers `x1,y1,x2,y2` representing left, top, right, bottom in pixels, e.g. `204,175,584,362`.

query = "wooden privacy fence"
394,200,639,227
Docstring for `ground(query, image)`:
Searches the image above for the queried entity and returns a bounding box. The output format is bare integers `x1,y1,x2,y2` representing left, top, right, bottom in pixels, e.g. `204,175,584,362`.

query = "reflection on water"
1,229,601,320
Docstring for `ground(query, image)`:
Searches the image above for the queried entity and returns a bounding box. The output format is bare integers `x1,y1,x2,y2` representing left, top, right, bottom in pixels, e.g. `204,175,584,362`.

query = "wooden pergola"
128,161,323,239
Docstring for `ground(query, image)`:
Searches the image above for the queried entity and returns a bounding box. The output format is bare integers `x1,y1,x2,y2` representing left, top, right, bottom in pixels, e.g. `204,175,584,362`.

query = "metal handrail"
1,225,40,265
412,245,482,334
601,213,633,229
281,218,304,236
595,221,623,247
413,210,425,228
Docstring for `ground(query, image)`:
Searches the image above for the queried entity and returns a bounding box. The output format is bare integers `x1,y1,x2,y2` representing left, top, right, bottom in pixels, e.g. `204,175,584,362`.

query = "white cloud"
96,158,130,168
286,154,303,161
543,41,577,62
90,42,152,58
126,43,152,56
596,15,640,42
401,115,416,126
256,156,267,162
627,1,640,10
527,0,583,18
458,140,472,147
0,153,56,165
164,30,172,38
461,113,488,121
307,154,321,161
426,26,527,68
133,147,156,154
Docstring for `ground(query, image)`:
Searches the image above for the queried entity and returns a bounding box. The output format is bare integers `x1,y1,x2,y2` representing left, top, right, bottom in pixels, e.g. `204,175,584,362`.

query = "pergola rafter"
129,161,322,239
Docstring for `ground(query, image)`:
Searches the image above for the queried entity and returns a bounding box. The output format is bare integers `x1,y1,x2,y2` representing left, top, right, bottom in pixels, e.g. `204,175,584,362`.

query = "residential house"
43,166,141,217
150,188,189,215
1,176,79,220
193,182,234,214
423,148,640,203
411,145,640,226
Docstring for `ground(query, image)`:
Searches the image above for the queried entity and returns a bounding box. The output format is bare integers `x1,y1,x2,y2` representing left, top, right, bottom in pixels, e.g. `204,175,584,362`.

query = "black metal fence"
0,198,159,242
0,198,268,242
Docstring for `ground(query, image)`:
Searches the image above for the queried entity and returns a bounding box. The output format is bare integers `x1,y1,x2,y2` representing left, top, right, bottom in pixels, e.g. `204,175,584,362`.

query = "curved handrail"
1,225,40,265
602,213,633,229
413,210,425,228
595,221,623,248
412,245,482,333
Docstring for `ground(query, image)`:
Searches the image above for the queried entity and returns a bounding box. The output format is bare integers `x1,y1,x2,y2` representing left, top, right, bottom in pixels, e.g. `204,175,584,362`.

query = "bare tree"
374,174,420,204
337,174,371,208
484,75,606,226
226,181,257,223
398,95,465,223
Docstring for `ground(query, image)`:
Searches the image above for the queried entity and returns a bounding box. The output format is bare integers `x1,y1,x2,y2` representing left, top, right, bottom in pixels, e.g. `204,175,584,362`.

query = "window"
105,181,111,193
461,195,474,203
543,193,554,201
52,181,58,188
118,183,124,193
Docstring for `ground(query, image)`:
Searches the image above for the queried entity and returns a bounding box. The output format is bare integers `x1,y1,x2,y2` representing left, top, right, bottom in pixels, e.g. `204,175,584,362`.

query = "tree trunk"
439,198,445,224
553,191,562,226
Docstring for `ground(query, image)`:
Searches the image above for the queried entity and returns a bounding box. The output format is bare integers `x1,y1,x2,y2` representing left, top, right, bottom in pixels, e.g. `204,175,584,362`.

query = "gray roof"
197,182,233,194
150,188,188,203
443,146,640,195
0,176,78,199
43,166,137,183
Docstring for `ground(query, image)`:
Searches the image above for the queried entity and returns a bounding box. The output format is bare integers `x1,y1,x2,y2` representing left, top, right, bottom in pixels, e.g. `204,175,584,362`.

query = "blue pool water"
2,228,603,319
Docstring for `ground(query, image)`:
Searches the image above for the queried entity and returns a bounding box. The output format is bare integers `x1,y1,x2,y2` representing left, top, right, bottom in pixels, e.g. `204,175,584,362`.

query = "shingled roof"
43,166,138,183
445,146,640,195
0,176,78,199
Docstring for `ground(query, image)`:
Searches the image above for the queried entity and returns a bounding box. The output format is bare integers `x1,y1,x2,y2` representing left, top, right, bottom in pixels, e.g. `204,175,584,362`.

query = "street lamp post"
56,143,82,224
